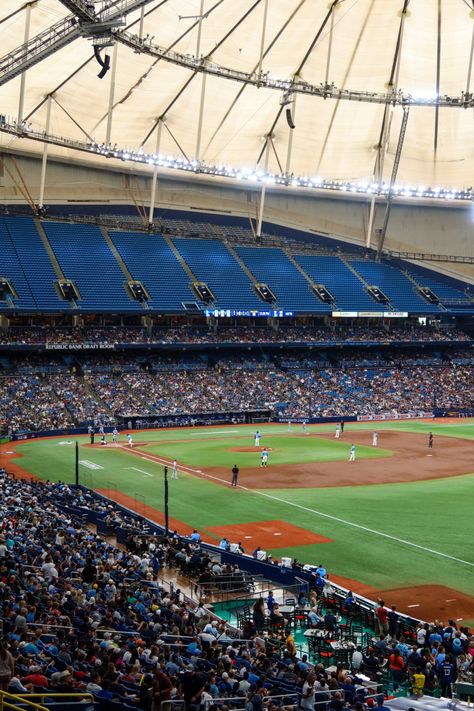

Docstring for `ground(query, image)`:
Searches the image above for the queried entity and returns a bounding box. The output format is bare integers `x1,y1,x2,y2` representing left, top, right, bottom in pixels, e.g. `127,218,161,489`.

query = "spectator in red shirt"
21,665,48,688
375,599,388,635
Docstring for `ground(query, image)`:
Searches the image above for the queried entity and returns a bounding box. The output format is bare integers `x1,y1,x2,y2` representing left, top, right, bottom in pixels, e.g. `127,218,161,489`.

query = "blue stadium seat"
0,216,62,311
110,231,197,311
42,222,141,311
349,259,441,313
172,237,262,309
403,266,472,310
0,218,35,311
233,245,329,312
294,255,385,311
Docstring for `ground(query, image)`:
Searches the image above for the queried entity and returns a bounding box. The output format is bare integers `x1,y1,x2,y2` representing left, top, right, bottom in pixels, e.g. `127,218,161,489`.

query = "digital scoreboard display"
204,309,295,318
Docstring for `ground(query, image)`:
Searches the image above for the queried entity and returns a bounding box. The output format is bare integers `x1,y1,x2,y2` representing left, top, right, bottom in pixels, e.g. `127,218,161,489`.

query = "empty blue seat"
234,245,329,312
172,237,262,309
294,254,385,311
349,259,441,313
110,231,196,311
43,222,141,311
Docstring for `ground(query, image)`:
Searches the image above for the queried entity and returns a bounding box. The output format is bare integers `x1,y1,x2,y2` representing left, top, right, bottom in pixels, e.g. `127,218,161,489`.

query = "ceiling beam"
116,30,474,109
0,0,158,88
58,0,95,22
376,106,410,260
0,16,81,87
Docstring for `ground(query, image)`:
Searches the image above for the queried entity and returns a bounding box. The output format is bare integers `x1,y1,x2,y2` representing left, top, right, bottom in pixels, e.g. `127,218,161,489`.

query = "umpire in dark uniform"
231,464,239,487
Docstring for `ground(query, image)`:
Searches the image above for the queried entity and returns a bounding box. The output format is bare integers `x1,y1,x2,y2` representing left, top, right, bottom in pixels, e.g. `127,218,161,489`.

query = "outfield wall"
10,407,474,440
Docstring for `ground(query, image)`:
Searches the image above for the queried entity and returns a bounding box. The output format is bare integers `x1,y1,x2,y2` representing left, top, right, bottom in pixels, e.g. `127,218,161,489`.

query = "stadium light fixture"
0,116,472,203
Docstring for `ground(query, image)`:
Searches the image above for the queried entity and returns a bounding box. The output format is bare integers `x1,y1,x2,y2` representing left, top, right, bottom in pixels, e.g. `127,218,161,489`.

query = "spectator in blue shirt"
266,591,276,612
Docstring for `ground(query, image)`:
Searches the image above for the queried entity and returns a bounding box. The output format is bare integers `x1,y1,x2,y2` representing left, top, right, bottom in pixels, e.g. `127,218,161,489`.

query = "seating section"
294,255,385,311
405,268,473,307
0,215,472,314
349,259,441,313
0,219,35,311
42,222,141,311
3,216,63,311
172,237,262,309
110,231,197,311
234,245,329,312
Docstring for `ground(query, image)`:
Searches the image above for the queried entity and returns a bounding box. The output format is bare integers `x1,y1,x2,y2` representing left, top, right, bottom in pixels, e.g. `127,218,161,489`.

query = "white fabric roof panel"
0,0,472,189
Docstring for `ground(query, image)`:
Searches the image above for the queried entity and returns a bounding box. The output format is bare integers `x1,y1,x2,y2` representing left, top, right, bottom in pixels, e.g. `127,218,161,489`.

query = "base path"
376,584,474,624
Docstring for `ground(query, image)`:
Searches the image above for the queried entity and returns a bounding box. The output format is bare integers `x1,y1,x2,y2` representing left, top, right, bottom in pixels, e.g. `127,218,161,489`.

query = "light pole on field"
164,465,169,535
75,441,79,488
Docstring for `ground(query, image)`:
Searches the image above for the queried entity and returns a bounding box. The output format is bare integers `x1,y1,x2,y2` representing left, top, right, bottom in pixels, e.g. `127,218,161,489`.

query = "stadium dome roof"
0,0,473,197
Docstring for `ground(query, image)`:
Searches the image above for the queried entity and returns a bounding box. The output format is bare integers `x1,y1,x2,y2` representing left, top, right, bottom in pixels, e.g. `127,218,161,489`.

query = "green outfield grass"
3,420,474,597
146,431,392,467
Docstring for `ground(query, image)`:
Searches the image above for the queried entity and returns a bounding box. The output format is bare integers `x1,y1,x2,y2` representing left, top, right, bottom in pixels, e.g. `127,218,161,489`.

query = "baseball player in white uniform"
372,431,378,447
172,459,178,479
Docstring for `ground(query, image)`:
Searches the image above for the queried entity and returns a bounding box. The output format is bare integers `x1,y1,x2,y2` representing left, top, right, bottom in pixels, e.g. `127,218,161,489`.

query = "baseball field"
1,419,474,623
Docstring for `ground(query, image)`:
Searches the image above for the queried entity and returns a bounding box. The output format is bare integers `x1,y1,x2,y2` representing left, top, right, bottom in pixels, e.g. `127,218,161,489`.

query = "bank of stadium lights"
86,142,473,201
1,115,472,202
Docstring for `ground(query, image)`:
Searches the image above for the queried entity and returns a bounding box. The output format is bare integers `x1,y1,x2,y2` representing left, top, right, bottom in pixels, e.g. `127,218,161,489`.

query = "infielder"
172,459,178,479
127,433,133,447
335,423,341,439
372,431,378,447
261,448,269,467
254,430,261,447
112,428,119,444
349,443,356,462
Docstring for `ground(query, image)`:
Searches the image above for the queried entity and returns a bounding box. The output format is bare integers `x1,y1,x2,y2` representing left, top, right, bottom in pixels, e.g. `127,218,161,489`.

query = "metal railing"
13,694,94,705
160,692,299,711
0,691,48,711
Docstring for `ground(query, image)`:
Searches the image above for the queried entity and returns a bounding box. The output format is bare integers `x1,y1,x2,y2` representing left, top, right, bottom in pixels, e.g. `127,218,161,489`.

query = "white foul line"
126,466,152,477
124,448,474,569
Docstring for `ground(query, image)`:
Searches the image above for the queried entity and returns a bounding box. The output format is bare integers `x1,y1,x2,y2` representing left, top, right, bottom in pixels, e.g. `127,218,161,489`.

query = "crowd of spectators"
0,375,73,433
1,471,474,710
0,324,471,347
1,347,473,432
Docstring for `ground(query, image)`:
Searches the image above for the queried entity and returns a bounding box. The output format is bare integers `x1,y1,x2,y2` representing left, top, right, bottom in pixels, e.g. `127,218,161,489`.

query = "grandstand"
1,1,474,710
0,215,472,315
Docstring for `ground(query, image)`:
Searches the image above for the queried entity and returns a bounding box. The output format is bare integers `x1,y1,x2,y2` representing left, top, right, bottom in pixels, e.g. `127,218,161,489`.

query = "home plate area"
203,520,333,549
